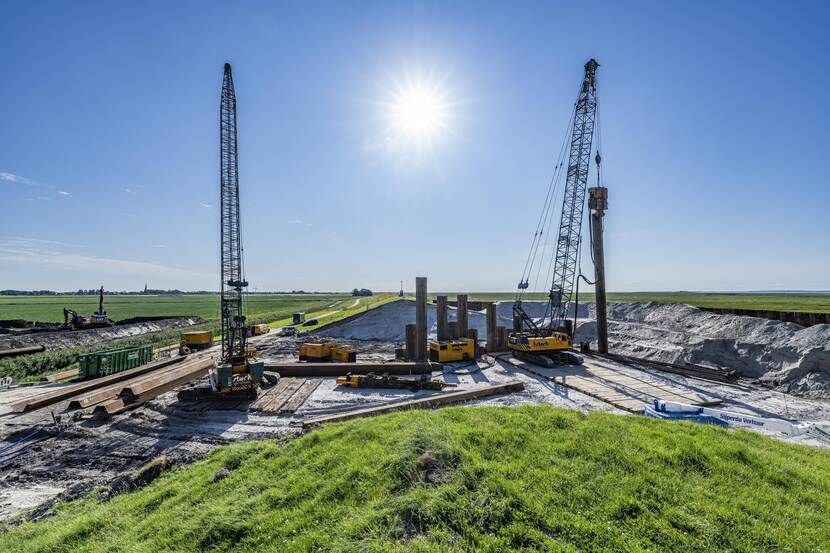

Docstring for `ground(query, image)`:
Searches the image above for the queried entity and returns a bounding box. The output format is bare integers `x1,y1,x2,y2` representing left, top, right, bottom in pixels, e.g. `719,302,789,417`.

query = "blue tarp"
643,404,728,428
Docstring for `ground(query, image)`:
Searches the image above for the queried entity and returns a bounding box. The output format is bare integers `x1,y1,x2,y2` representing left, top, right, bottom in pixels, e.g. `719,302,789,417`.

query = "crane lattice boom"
220,63,247,362
547,58,599,329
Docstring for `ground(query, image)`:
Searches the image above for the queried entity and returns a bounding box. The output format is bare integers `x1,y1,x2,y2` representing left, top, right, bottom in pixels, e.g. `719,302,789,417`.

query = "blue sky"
1,0,828,293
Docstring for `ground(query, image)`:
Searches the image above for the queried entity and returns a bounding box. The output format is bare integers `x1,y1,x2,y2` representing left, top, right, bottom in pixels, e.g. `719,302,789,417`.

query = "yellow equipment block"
507,332,572,353
336,374,360,387
428,338,475,363
251,324,270,336
331,345,356,363
180,331,213,350
299,341,336,361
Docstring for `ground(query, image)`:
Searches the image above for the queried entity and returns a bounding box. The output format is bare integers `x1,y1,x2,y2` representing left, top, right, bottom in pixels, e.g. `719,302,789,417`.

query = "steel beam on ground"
303,380,525,427
44,369,78,383
0,345,45,359
263,362,436,377
11,356,185,413
92,363,212,418
117,358,214,398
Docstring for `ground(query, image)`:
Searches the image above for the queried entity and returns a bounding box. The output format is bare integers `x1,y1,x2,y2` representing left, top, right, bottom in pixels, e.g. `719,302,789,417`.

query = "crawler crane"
510,59,601,367
210,63,264,393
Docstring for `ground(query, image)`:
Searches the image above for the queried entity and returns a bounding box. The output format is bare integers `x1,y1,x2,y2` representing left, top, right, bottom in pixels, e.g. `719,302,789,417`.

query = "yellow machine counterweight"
298,341,356,363
428,337,475,363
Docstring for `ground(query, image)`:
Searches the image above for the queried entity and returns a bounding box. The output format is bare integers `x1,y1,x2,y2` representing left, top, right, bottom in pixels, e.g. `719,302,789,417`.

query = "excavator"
509,59,601,367
64,286,114,329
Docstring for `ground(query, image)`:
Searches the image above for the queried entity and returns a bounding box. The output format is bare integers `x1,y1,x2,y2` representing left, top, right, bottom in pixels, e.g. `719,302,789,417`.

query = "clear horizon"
2,1,828,293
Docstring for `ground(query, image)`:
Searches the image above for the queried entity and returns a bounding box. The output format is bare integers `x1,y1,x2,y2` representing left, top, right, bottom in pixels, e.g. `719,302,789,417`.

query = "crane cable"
516,82,585,305
516,109,574,301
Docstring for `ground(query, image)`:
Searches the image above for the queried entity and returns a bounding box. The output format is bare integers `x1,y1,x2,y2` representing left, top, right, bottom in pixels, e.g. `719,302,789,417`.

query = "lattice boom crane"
213,63,264,393
509,59,600,366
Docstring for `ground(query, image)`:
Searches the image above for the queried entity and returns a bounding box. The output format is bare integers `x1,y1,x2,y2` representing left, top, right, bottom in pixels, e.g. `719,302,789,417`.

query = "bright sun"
392,85,447,141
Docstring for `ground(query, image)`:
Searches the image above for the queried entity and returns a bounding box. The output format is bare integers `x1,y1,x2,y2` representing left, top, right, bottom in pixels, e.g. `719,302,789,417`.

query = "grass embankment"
0,296,352,382
3,405,829,552
435,292,830,313
0,294,352,323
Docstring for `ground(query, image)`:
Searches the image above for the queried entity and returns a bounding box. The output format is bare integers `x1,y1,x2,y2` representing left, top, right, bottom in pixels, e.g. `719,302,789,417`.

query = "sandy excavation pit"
1,300,829,523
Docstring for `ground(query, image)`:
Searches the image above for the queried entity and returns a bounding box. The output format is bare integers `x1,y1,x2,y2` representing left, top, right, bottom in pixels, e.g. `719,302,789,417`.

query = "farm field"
431,292,830,313
5,292,830,323
3,405,828,552
0,294,354,323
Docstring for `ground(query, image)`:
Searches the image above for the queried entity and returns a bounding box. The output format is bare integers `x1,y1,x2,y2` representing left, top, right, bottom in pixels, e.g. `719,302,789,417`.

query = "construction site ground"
2,302,830,523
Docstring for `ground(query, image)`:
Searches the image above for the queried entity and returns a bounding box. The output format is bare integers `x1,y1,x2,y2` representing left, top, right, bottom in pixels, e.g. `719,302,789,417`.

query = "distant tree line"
1,289,346,296
351,288,373,297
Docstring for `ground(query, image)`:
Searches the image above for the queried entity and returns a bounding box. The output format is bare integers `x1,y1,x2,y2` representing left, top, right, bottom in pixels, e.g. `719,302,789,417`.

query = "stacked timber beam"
11,356,186,413
92,357,214,418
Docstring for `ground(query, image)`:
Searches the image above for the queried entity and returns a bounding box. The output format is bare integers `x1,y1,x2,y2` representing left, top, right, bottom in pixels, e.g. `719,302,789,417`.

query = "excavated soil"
0,317,204,351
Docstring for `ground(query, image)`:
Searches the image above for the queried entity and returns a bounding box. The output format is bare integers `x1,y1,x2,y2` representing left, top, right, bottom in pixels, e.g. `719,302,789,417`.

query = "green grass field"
0,294,400,382
3,405,828,552
0,294,353,323
431,292,830,313
4,292,830,323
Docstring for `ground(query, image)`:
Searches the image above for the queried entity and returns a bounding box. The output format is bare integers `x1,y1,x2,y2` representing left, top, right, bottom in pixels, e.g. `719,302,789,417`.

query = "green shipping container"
78,345,153,379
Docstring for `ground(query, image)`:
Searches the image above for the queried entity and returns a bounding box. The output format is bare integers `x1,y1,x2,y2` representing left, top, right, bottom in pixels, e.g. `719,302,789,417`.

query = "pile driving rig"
211,63,264,393
510,59,601,367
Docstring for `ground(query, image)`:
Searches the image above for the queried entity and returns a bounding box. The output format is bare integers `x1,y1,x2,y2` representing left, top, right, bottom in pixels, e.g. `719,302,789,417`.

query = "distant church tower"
143,283,148,294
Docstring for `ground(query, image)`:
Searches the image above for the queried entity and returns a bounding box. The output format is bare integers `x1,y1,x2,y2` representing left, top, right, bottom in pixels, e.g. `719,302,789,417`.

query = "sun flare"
392,85,447,141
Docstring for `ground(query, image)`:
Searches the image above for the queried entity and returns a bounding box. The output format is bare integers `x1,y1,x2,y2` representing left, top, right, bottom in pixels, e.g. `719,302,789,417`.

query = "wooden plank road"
279,379,321,413
249,377,321,414
500,355,722,414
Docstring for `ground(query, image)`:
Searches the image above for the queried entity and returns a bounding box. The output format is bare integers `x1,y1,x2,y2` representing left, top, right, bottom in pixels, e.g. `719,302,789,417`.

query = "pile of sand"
575,302,830,397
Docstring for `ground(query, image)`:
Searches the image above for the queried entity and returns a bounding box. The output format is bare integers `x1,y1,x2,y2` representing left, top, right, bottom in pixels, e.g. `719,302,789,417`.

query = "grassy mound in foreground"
3,406,830,552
